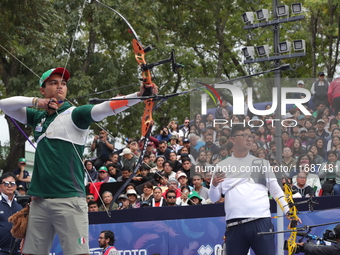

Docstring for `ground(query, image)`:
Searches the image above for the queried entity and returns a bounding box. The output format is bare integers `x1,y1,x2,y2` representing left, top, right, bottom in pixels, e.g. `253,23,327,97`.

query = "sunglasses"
167,196,176,199
2,181,16,187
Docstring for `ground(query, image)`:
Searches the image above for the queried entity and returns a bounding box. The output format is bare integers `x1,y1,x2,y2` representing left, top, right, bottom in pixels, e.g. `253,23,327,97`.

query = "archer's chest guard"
36,106,89,145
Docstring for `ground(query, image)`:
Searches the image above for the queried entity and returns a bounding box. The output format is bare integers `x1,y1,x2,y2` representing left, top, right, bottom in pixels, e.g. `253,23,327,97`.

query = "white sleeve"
0,96,33,124
311,83,315,95
91,92,141,122
209,184,222,203
267,179,290,215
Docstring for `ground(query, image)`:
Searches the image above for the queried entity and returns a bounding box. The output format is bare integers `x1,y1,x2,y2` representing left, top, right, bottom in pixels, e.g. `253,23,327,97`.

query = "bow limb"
282,182,299,255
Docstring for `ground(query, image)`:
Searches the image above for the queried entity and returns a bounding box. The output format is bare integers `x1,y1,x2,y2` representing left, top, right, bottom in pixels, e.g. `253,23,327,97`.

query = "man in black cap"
311,71,330,107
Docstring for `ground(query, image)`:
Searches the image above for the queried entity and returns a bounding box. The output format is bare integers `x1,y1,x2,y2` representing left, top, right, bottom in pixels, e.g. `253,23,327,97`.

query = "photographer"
297,224,340,255
91,129,115,170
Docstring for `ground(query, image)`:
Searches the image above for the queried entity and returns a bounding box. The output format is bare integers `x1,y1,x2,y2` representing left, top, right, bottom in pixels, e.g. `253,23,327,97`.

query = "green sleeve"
71,104,95,129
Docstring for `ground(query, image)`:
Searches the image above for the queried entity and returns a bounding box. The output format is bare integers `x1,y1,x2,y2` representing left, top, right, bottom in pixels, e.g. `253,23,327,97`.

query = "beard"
300,136,308,142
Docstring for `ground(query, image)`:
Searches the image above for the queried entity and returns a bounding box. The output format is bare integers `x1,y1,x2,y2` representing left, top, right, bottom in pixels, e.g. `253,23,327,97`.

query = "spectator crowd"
2,73,340,215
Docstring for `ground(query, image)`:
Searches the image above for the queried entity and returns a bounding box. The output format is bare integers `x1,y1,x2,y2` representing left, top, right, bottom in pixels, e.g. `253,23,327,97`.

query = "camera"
323,229,337,242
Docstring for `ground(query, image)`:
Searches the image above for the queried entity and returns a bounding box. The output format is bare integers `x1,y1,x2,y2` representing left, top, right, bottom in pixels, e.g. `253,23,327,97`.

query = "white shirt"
209,154,289,220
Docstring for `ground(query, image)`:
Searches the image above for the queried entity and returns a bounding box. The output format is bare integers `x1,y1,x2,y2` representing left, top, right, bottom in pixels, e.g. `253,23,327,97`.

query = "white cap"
119,148,133,156
297,80,304,85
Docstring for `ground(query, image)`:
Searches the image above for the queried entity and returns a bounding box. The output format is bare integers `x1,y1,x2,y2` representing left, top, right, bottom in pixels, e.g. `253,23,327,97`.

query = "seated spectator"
282,131,294,149
319,150,340,195
107,163,121,180
95,166,116,183
109,153,122,169
187,191,204,205
176,172,193,191
151,187,167,207
308,145,324,165
169,135,181,153
314,138,326,160
168,120,180,139
292,172,315,197
156,127,171,142
205,151,214,165
328,135,340,152
129,139,141,157
140,182,154,202
98,191,118,211
17,185,27,196
169,151,181,172
125,183,138,194
201,134,219,156
282,178,302,198
120,148,139,172
292,155,322,196
86,193,95,204
255,148,267,159
126,189,140,208
292,138,306,159
165,190,178,206
176,186,190,206
88,200,99,212
212,145,229,165
192,174,209,200
148,153,157,168
116,168,132,182
117,194,131,210
84,160,98,183
132,165,153,186
178,146,195,163
178,158,194,181
160,161,176,180
203,171,212,189
157,173,169,192
315,119,330,140
157,140,173,160
13,158,31,191
290,154,315,178
282,146,297,176
326,128,340,150
162,178,181,198
141,154,152,169
150,156,165,173
189,133,205,152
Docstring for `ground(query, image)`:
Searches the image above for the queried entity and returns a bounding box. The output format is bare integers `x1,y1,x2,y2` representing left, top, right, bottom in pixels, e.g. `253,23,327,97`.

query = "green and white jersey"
26,102,94,198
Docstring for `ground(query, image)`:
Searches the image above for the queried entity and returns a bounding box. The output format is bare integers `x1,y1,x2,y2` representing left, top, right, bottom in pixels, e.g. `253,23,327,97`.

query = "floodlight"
242,46,255,59
291,3,303,14
255,9,269,22
278,41,292,53
276,5,289,17
293,39,305,51
242,12,254,24
256,45,270,57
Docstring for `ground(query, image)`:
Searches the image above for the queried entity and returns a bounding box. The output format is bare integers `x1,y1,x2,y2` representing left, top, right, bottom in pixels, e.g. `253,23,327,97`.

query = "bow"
261,178,318,255
281,181,299,255
94,0,182,213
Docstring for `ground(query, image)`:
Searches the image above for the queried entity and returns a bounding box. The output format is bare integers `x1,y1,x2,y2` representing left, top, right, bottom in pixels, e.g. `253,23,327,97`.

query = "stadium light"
256,45,270,57
256,9,269,22
242,46,255,59
242,12,254,24
276,5,289,17
291,3,303,14
278,41,292,53
293,39,305,52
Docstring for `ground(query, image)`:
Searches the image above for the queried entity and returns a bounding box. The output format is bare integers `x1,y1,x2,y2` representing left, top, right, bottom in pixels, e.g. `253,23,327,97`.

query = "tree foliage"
1,0,340,172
